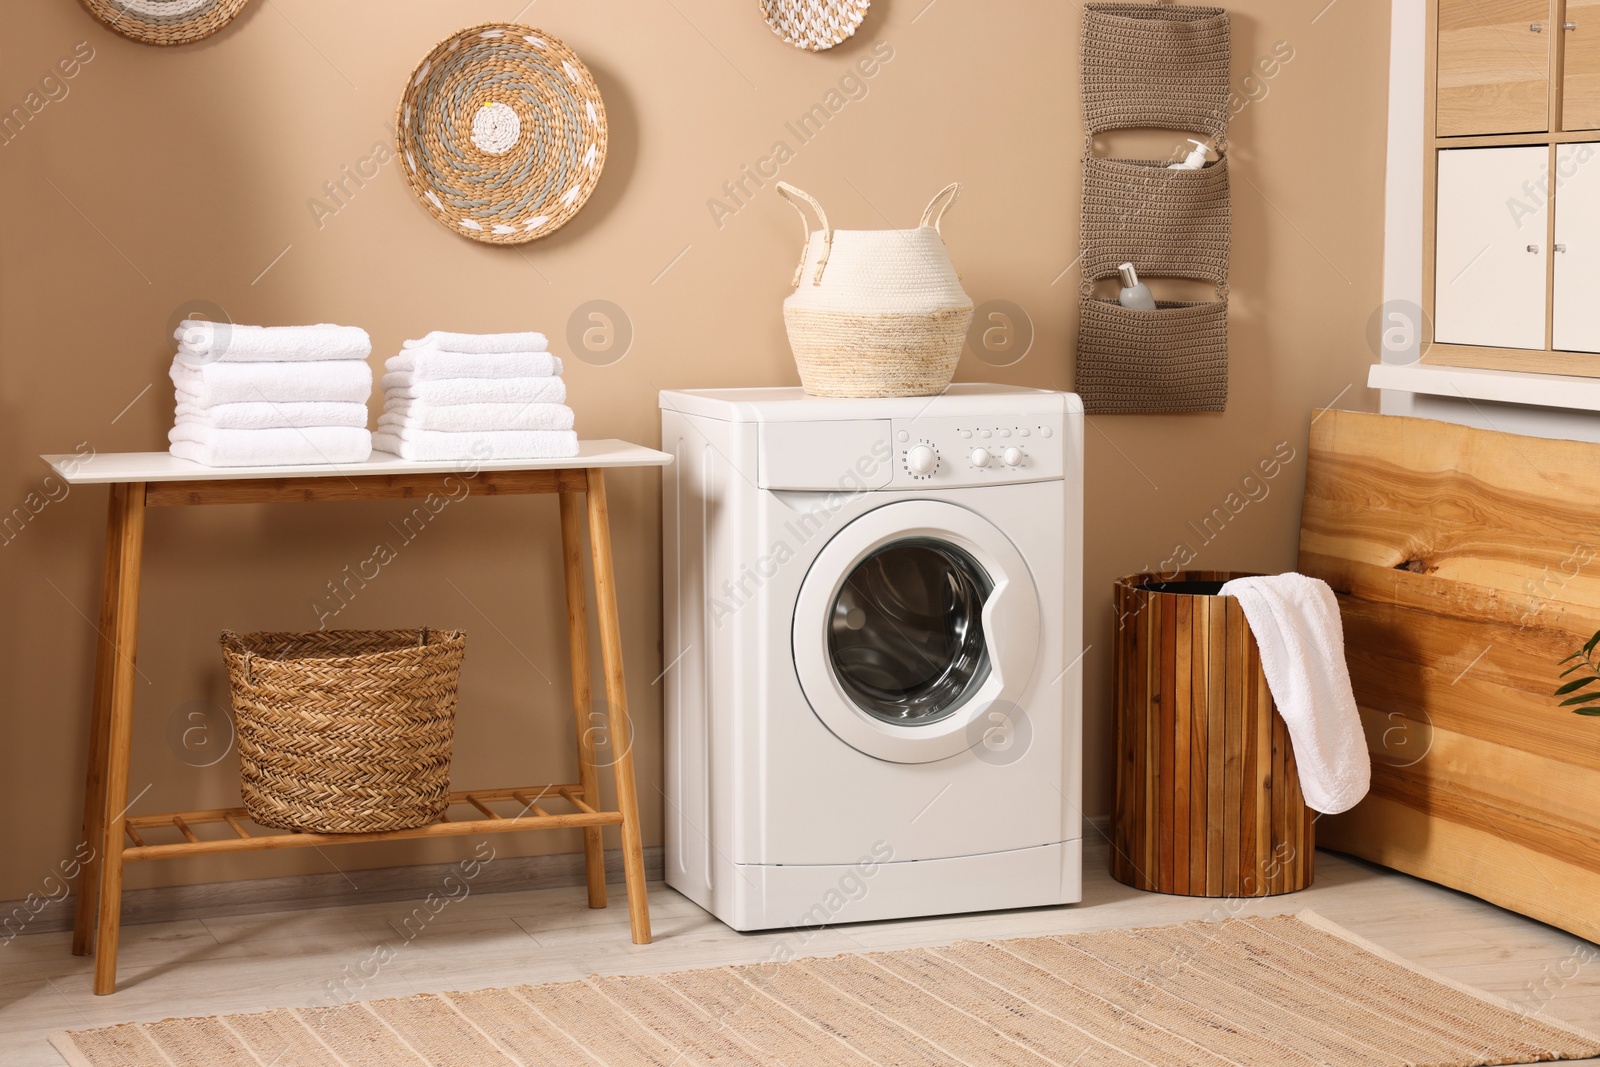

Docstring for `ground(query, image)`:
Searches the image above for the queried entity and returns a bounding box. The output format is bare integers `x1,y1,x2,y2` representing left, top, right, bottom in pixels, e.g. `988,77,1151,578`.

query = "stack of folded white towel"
372,330,578,461
168,321,374,467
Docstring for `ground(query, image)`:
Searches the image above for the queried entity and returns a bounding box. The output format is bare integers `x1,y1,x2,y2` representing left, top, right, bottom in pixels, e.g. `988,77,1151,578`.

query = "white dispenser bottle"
1117,263,1158,311
1168,140,1212,171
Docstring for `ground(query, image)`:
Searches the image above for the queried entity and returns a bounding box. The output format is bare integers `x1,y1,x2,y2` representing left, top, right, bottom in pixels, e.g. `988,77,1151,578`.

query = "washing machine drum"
793,501,1041,764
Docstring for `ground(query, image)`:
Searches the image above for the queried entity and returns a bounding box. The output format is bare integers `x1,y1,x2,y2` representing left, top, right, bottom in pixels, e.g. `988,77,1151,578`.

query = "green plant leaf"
1557,677,1600,695
1560,693,1600,707
1583,629,1600,657
1561,662,1589,677
1575,707,1600,716
1562,651,1584,664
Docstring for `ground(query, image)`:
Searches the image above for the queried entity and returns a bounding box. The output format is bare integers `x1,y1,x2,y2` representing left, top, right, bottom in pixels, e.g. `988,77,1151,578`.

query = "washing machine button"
970,447,992,468
906,444,938,475
1002,446,1024,467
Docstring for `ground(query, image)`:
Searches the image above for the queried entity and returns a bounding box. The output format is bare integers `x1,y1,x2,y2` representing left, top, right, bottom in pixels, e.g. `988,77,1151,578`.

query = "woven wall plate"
79,0,252,46
761,0,871,51
397,24,607,245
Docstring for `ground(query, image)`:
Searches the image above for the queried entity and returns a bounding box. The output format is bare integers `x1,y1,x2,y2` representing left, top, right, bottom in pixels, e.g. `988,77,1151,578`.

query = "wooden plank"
1254,658,1273,896
1238,625,1258,896
124,808,625,861
1436,0,1552,137
1171,598,1196,895
1159,594,1178,890
144,468,588,507
1206,597,1227,897
94,482,146,995
559,490,607,910
1320,793,1600,946
1222,601,1244,896
1303,409,1600,942
584,471,653,945
72,484,128,957
1564,0,1600,130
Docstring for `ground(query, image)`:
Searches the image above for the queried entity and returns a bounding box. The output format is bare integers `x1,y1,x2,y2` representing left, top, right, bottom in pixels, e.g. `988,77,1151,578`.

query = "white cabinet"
1435,146,1549,350
1554,143,1600,352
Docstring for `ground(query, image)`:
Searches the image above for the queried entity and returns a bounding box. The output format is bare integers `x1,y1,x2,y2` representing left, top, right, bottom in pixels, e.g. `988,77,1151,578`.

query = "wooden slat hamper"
1111,571,1314,896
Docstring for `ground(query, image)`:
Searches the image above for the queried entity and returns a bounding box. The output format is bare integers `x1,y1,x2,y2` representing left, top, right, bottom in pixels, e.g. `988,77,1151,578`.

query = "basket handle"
918,182,963,234
418,626,428,647
776,181,833,287
243,650,254,686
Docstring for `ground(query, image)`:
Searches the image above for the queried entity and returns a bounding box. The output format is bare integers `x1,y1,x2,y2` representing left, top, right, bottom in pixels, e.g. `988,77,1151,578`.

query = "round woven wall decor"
397,24,608,245
79,0,252,46
761,0,870,51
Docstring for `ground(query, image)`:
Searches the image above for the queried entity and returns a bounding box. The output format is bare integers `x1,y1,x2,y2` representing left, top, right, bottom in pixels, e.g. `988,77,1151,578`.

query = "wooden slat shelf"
119,785,622,862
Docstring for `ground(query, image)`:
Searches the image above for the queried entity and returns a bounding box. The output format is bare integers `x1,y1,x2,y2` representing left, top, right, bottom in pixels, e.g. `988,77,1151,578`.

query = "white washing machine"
659,384,1083,930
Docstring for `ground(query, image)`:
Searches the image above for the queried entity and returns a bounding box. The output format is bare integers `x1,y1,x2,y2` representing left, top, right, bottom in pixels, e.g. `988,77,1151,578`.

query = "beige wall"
0,0,1386,901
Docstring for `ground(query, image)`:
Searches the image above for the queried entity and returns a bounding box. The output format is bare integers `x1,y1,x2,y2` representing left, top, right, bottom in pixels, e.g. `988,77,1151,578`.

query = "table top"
42,440,673,485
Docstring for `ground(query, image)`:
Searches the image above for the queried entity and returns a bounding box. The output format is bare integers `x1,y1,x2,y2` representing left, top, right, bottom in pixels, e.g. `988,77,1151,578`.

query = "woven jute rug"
51,911,1600,1066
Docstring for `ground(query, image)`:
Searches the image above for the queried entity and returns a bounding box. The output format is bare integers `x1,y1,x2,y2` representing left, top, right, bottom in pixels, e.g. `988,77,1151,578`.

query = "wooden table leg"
92,483,146,995
559,489,607,910
584,470,651,944
71,486,129,956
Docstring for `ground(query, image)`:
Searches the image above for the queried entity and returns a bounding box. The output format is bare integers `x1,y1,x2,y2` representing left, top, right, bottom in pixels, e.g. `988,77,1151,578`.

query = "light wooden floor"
4,837,1598,1066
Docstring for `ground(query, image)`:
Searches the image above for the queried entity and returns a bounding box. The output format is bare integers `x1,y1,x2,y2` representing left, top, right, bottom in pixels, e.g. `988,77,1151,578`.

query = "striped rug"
52,911,1600,1066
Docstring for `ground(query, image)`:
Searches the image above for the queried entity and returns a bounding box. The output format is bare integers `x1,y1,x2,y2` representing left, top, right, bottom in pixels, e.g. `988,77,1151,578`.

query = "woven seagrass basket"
221,629,466,834
79,0,252,47
777,181,974,398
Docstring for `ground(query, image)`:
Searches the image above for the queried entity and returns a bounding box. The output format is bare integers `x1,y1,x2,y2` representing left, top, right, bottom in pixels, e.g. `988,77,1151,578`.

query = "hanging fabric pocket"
1081,3,1232,145
1075,292,1229,415
1080,154,1231,289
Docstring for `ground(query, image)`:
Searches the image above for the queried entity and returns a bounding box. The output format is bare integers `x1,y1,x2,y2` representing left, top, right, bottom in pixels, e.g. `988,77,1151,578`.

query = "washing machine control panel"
891,415,1065,486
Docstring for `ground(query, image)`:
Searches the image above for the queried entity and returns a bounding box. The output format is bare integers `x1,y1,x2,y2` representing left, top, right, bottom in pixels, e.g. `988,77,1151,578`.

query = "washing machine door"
792,500,1041,764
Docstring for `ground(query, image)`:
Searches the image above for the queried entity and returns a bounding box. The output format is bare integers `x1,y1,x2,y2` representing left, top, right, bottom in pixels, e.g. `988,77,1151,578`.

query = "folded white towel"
371,428,578,462
380,374,567,406
1219,573,1371,815
174,321,371,363
403,331,549,354
385,349,562,382
168,425,373,468
170,357,373,406
379,402,573,434
174,400,369,430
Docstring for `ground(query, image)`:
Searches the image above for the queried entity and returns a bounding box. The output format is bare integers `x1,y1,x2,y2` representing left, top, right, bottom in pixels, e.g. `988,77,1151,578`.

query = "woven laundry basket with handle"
777,181,974,398
221,628,466,834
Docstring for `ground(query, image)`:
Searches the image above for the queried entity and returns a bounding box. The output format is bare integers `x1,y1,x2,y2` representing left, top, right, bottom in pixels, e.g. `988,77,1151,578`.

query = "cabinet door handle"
1556,243,1569,252
1532,21,1545,31
1566,21,1579,30
1529,244,1542,253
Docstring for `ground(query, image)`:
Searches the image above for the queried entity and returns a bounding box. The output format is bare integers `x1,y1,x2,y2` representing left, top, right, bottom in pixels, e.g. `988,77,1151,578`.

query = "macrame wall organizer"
1075,2,1232,415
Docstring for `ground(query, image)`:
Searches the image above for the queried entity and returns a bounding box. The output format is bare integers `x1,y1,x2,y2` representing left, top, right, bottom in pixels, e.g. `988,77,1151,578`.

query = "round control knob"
970,447,992,468
1002,447,1024,467
906,444,938,475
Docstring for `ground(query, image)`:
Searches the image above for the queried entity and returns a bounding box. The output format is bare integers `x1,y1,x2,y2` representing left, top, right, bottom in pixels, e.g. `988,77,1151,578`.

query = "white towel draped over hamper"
1219,573,1372,815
